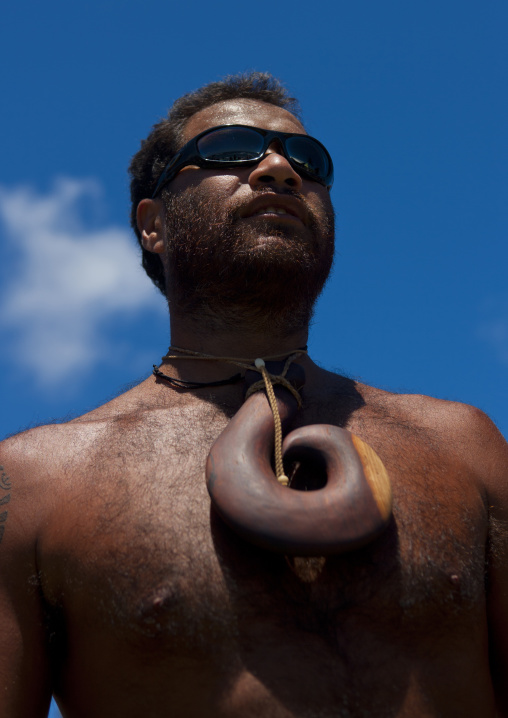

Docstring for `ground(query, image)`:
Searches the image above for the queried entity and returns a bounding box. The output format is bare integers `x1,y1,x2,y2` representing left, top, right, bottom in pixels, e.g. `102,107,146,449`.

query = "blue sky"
1,2,507,714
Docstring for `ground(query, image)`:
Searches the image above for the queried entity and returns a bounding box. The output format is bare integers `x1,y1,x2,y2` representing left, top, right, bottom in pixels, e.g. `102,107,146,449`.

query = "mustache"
164,182,334,242
249,186,305,200
229,187,324,232
234,186,306,210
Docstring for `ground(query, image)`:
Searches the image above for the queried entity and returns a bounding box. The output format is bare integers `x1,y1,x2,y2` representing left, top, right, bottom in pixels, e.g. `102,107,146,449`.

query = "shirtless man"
1,73,508,718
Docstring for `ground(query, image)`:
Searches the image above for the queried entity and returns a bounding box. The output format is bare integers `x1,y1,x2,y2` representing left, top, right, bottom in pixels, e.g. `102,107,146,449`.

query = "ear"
137,199,165,254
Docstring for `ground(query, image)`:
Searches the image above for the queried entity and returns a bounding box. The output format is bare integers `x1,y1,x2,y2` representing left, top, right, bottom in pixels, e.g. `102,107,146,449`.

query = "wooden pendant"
206,363,392,555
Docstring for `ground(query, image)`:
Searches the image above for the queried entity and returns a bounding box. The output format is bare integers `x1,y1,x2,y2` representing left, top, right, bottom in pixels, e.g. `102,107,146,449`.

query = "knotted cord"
158,345,307,485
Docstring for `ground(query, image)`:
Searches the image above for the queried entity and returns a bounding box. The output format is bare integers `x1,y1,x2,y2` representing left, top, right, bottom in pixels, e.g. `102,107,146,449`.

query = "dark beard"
162,185,335,336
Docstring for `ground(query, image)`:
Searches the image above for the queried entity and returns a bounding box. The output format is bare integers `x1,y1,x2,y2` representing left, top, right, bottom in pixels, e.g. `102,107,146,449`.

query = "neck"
170,312,308,358
162,312,309,384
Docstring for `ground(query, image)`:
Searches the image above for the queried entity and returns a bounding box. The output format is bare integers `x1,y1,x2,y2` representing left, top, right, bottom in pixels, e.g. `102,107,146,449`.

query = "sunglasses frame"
151,124,334,198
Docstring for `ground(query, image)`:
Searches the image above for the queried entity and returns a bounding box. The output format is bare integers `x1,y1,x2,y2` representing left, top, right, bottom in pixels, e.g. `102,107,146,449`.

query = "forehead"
181,99,306,144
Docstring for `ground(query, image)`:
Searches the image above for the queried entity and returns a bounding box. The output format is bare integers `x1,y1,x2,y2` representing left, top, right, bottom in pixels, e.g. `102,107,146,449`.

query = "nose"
248,141,303,191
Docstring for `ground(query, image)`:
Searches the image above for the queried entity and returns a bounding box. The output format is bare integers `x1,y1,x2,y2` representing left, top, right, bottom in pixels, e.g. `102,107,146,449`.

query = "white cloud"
0,179,165,386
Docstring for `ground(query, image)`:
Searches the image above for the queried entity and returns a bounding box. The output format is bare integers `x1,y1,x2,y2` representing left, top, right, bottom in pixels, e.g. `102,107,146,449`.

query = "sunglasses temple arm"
151,152,182,198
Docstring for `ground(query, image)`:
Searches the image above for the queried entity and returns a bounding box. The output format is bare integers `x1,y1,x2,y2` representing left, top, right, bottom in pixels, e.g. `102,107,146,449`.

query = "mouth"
250,206,299,220
238,195,308,225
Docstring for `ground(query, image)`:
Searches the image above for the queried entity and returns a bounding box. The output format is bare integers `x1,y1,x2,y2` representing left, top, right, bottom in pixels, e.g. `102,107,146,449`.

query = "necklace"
153,345,308,484
152,365,243,389
153,344,308,390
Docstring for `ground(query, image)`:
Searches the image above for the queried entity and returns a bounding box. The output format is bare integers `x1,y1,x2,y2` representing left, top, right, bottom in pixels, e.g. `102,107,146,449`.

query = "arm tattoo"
0,466,11,544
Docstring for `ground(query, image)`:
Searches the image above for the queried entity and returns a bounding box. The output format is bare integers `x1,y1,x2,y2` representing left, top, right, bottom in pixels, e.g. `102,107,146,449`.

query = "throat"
168,293,313,344
169,312,310,364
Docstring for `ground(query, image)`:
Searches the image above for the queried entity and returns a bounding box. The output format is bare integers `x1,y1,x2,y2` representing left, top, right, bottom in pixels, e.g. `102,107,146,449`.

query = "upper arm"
0,437,53,717
461,409,508,713
411,398,508,711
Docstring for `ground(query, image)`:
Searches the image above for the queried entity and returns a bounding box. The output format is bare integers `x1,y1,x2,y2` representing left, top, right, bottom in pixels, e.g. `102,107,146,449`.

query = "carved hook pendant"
206,362,392,556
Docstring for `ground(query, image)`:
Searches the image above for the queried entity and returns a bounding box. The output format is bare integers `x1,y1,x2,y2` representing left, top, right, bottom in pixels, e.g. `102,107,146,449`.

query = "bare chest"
40,405,488,663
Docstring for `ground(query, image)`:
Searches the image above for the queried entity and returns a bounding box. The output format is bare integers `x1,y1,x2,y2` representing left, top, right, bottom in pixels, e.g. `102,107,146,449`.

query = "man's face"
160,99,335,332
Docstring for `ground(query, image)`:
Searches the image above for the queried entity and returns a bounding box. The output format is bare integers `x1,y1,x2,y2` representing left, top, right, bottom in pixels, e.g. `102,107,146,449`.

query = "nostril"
258,175,298,187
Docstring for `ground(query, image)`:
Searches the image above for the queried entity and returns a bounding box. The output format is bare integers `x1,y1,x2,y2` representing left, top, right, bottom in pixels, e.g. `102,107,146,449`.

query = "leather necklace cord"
152,365,243,388
155,345,308,485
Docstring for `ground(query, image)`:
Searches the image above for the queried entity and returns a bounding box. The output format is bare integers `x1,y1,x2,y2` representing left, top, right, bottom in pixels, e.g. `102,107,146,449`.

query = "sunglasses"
151,124,334,197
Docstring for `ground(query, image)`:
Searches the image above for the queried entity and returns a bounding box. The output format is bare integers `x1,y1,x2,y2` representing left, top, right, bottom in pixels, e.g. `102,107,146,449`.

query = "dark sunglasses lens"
197,127,264,162
285,137,330,180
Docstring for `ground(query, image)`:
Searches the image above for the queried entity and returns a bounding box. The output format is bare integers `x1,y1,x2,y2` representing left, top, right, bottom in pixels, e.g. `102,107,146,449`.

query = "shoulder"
362,386,508,493
376,388,496,433
0,376,179,501
0,412,121,534
312,366,505,462
0,376,165,470
0,423,89,538
1,417,107,473
0,408,143,583
386,391,505,454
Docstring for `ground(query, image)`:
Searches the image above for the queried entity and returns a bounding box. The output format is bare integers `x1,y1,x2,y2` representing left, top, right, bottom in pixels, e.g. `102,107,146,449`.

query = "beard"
161,184,335,337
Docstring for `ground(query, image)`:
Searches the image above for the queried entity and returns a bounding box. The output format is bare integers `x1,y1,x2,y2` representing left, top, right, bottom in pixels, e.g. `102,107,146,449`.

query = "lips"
238,195,308,225
252,205,293,217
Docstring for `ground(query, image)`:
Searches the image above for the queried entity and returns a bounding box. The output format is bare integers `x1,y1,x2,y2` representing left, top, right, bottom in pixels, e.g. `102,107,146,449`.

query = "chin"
163,188,335,323
235,223,321,261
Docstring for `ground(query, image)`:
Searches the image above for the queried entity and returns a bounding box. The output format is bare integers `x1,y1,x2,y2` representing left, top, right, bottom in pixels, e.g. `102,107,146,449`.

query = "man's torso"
5,369,499,716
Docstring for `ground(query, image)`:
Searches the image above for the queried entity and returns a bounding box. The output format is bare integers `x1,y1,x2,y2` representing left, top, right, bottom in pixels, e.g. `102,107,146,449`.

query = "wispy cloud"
477,297,508,367
0,179,165,386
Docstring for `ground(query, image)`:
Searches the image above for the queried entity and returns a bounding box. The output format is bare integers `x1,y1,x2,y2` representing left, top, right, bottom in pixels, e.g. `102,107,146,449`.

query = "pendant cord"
152,365,243,389
154,345,308,485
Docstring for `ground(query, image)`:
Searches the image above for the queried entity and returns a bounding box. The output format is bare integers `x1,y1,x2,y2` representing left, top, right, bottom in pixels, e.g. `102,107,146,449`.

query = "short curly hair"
128,72,302,294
